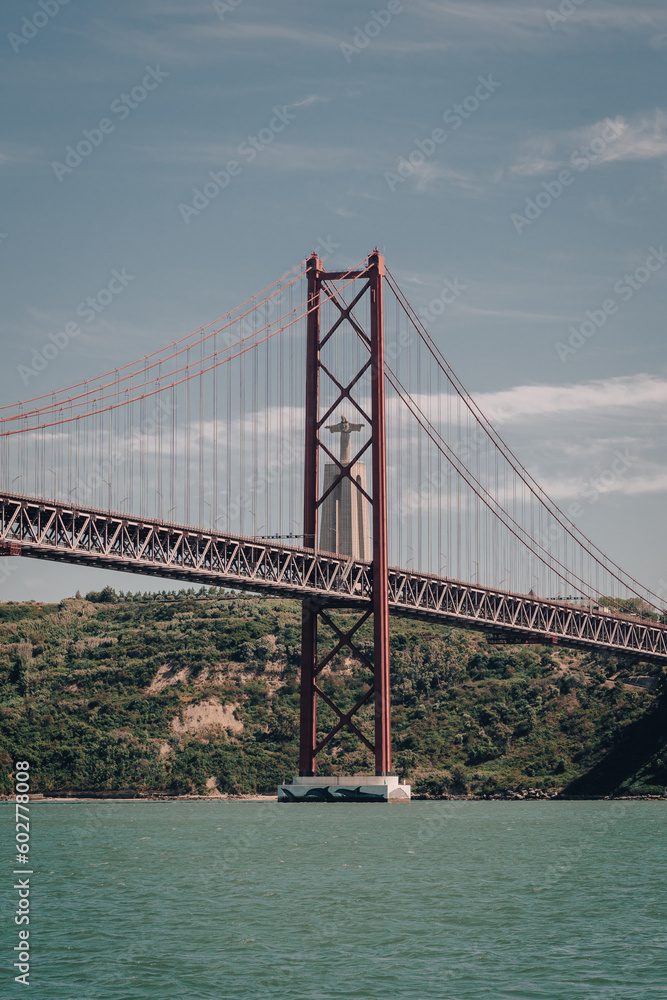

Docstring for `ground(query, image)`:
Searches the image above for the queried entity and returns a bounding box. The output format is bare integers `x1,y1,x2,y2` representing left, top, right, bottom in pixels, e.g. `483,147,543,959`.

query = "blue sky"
1,0,666,601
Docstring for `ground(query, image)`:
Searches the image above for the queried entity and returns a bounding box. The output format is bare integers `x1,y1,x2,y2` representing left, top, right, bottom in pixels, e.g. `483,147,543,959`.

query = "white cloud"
47,0,667,77
510,153,561,178
418,1,667,46
472,374,667,424
538,467,667,500
291,95,327,109
204,22,339,49
574,7,667,32
464,376,667,500
622,469,667,494
592,110,667,164
456,303,569,323
511,111,667,177
404,161,478,193
0,142,44,168
385,375,667,497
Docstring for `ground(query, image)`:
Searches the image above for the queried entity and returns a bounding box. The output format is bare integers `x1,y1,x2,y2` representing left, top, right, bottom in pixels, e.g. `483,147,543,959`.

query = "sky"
1,0,666,602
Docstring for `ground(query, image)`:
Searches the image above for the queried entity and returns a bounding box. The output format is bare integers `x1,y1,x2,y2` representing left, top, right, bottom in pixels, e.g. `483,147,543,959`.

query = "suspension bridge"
1,249,665,779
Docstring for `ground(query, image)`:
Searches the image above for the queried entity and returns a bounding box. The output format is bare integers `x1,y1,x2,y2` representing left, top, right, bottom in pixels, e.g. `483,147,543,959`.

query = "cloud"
74,17,196,64
456,303,569,323
538,467,667,500
291,95,327,109
395,373,667,503
403,161,478,193
511,111,667,177
205,22,338,49
472,373,667,424
418,1,667,47
573,7,667,32
468,376,667,498
40,0,667,78
0,142,45,168
622,469,667,494
591,110,667,164
510,153,561,178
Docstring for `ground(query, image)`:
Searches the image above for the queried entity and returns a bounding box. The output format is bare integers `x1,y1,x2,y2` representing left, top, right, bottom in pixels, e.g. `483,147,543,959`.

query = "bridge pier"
278,775,410,803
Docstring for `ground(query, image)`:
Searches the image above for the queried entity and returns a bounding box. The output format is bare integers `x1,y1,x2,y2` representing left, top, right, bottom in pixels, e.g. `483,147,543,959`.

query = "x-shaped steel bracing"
300,251,392,776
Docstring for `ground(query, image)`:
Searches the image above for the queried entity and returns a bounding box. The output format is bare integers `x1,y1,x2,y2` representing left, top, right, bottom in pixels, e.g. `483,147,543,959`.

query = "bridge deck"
1,491,666,664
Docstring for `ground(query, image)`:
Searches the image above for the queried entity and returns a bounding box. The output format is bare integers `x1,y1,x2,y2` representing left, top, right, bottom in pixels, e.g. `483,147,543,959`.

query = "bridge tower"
279,249,409,801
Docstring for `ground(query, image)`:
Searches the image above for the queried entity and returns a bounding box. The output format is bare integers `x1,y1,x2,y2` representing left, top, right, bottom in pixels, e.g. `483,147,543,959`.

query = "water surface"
4,800,666,999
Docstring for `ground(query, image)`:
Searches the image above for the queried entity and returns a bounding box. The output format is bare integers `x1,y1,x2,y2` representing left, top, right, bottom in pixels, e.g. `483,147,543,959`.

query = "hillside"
0,587,665,797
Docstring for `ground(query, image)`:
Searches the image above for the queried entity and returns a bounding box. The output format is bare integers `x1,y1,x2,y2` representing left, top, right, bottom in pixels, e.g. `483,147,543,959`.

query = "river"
6,799,666,999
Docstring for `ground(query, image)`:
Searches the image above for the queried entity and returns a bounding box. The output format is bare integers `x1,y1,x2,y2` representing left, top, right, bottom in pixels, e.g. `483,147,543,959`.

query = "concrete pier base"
278,774,411,803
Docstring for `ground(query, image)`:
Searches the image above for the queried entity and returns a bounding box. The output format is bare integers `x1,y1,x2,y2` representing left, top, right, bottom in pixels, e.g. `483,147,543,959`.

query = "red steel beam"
369,250,392,775
299,253,321,775
299,601,318,775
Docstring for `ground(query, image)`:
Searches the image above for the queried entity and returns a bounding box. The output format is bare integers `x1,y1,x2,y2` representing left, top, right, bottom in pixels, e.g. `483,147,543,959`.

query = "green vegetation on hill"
0,588,665,797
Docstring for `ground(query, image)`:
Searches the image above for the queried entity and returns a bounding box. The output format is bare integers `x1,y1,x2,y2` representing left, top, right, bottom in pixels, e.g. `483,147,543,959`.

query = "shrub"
450,763,468,792
85,586,117,604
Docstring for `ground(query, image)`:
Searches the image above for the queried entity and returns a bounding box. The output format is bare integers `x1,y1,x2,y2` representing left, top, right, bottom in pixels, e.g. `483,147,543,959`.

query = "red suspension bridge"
1,250,666,776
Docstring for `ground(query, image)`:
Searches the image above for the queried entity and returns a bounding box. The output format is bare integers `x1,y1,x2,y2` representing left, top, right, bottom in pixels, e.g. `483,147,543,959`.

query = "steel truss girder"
1,491,666,663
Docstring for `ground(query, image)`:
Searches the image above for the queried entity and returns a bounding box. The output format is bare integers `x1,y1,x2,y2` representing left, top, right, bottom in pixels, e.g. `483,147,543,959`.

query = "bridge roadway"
1,491,666,664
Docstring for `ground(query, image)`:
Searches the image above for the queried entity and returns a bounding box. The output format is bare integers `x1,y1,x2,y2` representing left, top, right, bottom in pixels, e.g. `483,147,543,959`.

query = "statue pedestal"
278,774,411,803
319,462,371,560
